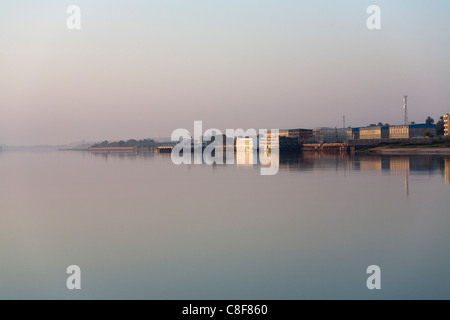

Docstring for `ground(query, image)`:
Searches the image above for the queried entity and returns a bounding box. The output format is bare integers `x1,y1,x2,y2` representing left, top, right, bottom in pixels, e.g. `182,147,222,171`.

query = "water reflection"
1,149,449,299
86,149,450,186
446,158,450,184
236,149,256,166
281,152,450,195
278,152,448,176
88,149,156,161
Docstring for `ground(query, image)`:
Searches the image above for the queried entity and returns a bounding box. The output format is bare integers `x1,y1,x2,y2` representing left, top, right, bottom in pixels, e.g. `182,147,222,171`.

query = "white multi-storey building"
444,114,450,136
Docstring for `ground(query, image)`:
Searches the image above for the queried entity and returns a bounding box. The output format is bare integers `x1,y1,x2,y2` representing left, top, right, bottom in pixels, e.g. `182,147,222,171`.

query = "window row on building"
444,114,449,137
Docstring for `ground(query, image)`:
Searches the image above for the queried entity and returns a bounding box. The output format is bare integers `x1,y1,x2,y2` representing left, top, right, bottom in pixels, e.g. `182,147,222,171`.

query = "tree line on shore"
91,139,157,148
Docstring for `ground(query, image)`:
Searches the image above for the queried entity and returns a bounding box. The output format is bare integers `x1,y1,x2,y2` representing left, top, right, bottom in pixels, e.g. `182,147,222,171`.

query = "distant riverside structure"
261,128,313,149
359,126,390,140
389,124,437,139
259,132,279,149
355,124,435,140
236,137,258,151
310,127,359,144
305,123,436,145
278,129,313,143
444,114,450,136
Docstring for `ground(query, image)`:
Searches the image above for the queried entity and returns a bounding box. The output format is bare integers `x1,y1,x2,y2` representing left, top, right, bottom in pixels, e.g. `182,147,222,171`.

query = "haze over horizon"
1,0,450,145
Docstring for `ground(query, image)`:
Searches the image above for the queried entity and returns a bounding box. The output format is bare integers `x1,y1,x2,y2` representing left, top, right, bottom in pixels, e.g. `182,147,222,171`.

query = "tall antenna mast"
403,95,408,125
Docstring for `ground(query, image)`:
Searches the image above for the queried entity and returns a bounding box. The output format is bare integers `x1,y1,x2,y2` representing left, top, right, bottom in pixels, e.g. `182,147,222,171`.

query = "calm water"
0,150,449,299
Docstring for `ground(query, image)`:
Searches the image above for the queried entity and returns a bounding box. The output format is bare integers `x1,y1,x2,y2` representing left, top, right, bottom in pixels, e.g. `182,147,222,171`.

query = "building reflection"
88,149,153,162
446,158,450,184
233,149,280,169
390,157,410,172
260,149,280,171
359,158,383,171
405,173,409,197
87,147,450,187
236,149,257,166
388,157,410,196
275,153,449,190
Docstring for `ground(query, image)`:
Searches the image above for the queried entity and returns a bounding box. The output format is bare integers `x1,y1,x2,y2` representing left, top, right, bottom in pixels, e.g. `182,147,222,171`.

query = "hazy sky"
1,0,450,145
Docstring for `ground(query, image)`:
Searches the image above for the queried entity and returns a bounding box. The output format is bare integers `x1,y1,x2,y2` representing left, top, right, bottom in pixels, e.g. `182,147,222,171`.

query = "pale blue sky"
1,1,450,145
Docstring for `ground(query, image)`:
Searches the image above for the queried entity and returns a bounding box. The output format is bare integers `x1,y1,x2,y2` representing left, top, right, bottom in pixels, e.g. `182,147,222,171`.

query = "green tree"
126,139,138,147
425,116,435,125
436,116,445,136
94,141,108,147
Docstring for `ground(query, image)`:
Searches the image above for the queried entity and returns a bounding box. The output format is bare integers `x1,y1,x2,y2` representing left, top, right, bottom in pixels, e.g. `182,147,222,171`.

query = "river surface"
0,150,449,299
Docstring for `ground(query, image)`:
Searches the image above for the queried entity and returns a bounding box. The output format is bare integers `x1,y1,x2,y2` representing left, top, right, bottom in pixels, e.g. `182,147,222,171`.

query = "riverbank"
364,146,450,155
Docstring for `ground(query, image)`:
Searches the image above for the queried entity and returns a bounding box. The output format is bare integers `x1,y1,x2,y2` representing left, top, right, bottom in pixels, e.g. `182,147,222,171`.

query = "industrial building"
260,128,312,150
278,129,313,143
389,125,411,139
355,124,436,140
389,124,436,139
310,127,360,143
359,126,390,140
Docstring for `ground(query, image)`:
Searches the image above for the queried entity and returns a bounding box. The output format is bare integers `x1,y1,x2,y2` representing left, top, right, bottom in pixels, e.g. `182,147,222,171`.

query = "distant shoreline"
366,146,450,155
